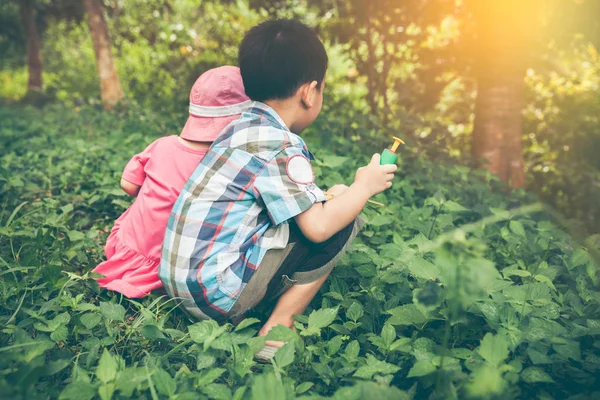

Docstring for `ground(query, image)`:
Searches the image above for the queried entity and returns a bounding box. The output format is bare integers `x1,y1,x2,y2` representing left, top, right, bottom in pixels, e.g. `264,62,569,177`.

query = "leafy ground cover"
1,105,599,399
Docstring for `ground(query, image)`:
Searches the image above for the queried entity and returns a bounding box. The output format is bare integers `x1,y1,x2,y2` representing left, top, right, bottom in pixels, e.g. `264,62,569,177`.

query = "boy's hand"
326,184,349,198
354,153,397,196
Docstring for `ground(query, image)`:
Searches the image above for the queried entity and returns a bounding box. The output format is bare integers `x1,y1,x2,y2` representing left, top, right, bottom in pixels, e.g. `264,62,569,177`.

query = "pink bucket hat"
180,66,251,142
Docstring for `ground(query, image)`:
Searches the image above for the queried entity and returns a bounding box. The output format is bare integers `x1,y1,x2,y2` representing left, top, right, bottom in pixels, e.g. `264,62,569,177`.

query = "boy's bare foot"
257,276,331,353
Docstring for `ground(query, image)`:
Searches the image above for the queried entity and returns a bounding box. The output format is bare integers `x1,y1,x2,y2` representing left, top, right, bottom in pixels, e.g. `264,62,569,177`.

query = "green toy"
380,136,405,165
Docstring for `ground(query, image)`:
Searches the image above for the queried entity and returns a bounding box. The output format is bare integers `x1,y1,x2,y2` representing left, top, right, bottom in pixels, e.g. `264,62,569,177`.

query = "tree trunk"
19,0,43,92
83,0,123,110
471,0,538,189
472,61,526,188
364,6,378,117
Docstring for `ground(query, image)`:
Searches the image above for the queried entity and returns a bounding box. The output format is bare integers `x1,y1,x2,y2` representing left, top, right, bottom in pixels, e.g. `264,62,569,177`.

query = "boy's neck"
264,99,302,133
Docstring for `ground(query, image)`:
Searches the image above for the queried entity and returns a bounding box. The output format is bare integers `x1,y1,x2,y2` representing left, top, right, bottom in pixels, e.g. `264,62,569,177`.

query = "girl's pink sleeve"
122,140,158,186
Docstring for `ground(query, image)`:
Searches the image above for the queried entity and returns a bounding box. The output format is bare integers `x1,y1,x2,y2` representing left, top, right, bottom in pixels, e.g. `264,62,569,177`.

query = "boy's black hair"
239,19,328,102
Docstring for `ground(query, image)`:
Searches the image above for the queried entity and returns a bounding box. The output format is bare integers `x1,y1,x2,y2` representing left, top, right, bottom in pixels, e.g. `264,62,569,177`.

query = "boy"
159,19,396,350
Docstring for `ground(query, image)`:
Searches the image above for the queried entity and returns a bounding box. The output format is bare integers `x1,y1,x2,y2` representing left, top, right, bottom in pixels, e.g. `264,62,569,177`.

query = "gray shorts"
226,217,364,319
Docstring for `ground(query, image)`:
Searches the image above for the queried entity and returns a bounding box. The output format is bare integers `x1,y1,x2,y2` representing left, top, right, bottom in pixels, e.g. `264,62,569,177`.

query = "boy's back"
161,102,325,319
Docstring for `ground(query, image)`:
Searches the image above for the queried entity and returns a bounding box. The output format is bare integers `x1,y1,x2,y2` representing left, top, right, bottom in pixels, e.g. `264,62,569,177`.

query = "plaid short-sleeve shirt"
159,102,326,320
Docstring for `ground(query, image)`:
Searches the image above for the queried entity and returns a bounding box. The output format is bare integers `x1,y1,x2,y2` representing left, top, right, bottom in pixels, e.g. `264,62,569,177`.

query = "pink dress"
93,136,207,298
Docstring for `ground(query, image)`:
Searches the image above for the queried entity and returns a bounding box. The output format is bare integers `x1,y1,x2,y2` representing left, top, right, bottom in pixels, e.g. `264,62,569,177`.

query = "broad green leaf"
524,317,566,341
451,348,473,359
443,200,468,212
233,386,247,400
234,318,261,332
59,381,96,400
408,258,440,280
509,220,526,237
196,368,226,387
20,338,55,362
390,338,412,353
527,347,552,365
570,248,590,269
164,328,186,339
153,368,176,397
327,335,345,356
344,340,360,360
381,324,396,348
331,381,410,400
61,204,74,214
50,325,69,341
248,336,267,355
264,325,298,343
98,383,115,400
466,365,505,397
188,320,228,349
67,230,85,242
274,343,295,368
346,302,364,322
477,333,509,367
489,207,510,219
407,360,436,377
308,307,339,329
408,233,433,252
369,214,392,227
251,372,287,400
115,367,147,397
53,312,71,326
521,367,554,383
188,320,215,343
33,322,54,333
295,382,313,394
77,303,99,312
386,304,427,326
99,302,126,322
502,267,531,278
41,359,71,376
140,324,166,339
196,353,216,370
202,383,232,400
96,349,118,383
80,313,102,330
354,354,400,379
533,274,556,290
208,329,242,351
553,341,581,361
412,337,435,355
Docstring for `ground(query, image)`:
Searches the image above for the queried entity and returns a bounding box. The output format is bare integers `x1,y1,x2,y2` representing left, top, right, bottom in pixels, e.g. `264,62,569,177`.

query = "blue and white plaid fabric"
159,102,326,320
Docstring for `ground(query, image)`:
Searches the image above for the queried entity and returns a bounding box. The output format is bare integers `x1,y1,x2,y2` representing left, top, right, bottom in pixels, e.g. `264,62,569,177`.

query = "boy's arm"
295,154,396,243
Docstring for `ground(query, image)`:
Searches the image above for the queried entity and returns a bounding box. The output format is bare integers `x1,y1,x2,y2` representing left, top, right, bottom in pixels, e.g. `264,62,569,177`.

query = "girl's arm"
121,139,159,196
120,178,141,197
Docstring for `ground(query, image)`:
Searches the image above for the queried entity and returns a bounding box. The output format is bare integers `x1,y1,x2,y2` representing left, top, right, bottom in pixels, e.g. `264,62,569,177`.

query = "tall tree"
470,0,539,188
19,0,43,92
83,0,123,110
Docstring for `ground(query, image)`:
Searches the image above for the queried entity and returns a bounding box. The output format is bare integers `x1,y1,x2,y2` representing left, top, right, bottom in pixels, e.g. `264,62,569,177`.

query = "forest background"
2,0,600,234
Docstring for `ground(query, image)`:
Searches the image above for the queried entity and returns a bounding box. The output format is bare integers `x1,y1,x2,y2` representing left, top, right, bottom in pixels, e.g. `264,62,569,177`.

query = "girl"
93,66,251,298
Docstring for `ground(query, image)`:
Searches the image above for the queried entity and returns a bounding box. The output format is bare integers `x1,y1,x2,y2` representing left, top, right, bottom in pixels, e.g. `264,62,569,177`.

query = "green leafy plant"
1,105,599,399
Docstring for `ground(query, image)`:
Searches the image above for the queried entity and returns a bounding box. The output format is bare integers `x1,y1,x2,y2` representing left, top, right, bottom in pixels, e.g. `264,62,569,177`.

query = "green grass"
1,104,599,399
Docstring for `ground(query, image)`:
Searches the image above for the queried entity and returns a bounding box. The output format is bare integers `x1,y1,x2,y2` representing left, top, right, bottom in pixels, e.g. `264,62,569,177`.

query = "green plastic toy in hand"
380,136,405,165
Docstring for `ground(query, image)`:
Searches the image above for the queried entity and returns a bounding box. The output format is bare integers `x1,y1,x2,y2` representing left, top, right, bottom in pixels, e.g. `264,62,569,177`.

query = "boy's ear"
300,80,319,109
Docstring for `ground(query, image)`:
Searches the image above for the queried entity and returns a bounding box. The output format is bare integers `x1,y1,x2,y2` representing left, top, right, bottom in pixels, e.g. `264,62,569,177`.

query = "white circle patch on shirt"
286,155,315,184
